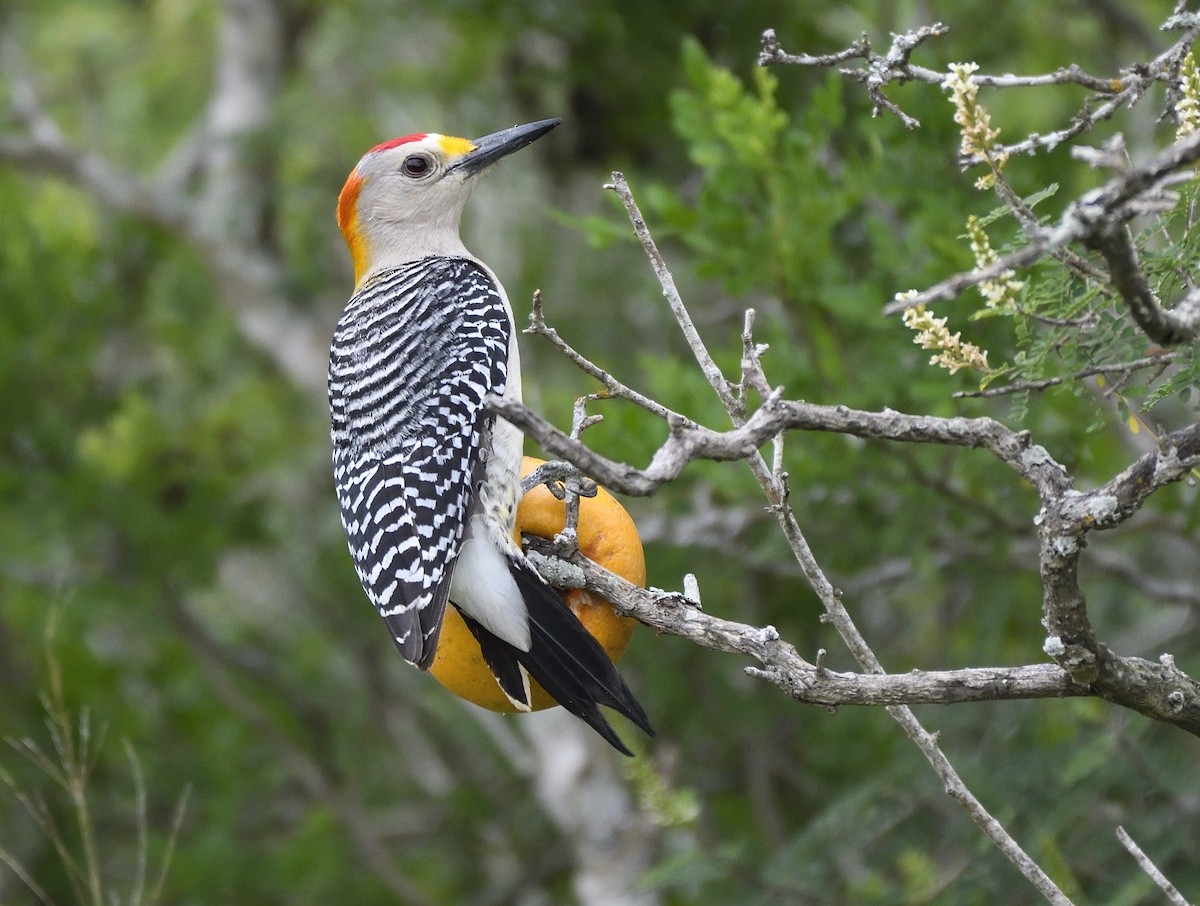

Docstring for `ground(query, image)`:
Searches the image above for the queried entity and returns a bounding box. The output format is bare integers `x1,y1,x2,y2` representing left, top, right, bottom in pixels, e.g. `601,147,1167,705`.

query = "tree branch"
491,393,1071,500
760,15,1200,155
527,538,1086,707
508,157,1200,897
522,284,1200,724
1083,220,1200,344
1116,826,1195,906
524,290,686,425
1,77,191,231
592,172,1074,905
883,128,1200,328
953,353,1184,399
499,298,1200,733
0,5,330,396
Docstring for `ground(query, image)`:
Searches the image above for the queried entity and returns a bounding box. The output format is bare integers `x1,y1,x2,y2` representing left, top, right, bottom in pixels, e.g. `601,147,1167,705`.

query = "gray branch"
761,14,1200,155
1115,826,1195,906
953,353,1184,399
490,393,1071,500
585,173,1075,905
498,173,1200,754
1083,220,1200,344
499,379,1200,734
757,23,1121,131
882,128,1200,348
767,12,1200,348
0,0,329,396
526,537,1085,708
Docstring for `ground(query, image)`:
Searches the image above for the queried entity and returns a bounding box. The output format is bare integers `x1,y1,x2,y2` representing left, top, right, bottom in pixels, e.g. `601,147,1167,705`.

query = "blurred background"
1,1,1196,903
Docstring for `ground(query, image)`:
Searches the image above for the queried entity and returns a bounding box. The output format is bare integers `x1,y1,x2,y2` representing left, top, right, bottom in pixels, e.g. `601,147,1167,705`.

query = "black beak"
449,118,561,177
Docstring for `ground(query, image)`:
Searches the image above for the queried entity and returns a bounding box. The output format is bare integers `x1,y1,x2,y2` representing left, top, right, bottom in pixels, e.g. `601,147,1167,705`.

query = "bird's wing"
329,258,510,667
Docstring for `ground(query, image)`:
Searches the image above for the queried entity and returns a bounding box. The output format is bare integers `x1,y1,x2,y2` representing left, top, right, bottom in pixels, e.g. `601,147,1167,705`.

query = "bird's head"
337,118,560,287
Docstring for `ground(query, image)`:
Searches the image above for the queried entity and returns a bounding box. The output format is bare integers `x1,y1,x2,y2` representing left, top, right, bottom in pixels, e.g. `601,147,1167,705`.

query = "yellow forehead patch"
436,135,476,159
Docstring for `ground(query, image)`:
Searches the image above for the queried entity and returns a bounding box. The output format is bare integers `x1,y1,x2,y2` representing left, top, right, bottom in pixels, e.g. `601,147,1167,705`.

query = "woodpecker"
329,119,652,754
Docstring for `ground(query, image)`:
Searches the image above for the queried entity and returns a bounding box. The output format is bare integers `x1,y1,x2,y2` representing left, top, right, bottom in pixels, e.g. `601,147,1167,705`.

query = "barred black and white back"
329,256,509,667
331,120,652,754
329,254,653,755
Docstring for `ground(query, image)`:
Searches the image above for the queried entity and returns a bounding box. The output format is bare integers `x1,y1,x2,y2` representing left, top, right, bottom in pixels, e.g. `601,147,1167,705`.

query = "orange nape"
429,456,643,711
336,169,368,286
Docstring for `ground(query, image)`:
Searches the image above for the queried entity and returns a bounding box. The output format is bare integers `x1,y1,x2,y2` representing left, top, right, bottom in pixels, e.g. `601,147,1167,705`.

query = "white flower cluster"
1176,52,1200,139
899,298,991,375
943,62,1007,189
966,215,1023,310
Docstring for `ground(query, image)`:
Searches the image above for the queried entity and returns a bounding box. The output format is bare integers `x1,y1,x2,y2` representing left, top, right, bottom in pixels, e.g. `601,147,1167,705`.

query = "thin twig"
1115,826,1194,906
44,647,103,906
953,353,1184,398
0,760,84,902
526,289,687,425
122,740,148,906
993,20,1200,158
149,785,191,906
0,843,58,906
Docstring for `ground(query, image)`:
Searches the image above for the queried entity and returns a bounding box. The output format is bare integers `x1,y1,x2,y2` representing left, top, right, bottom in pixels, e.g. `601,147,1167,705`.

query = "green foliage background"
1,1,1196,903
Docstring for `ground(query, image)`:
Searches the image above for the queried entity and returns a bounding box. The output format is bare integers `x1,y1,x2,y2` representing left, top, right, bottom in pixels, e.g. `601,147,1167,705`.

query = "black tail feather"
457,561,653,756
510,563,653,736
462,613,531,709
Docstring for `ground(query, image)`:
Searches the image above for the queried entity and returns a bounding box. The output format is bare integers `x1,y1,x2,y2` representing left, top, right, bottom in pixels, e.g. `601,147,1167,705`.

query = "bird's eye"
402,155,432,177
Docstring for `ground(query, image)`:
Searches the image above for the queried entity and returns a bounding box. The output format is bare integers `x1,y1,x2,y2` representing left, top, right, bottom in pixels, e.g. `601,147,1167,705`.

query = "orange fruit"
429,456,643,711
